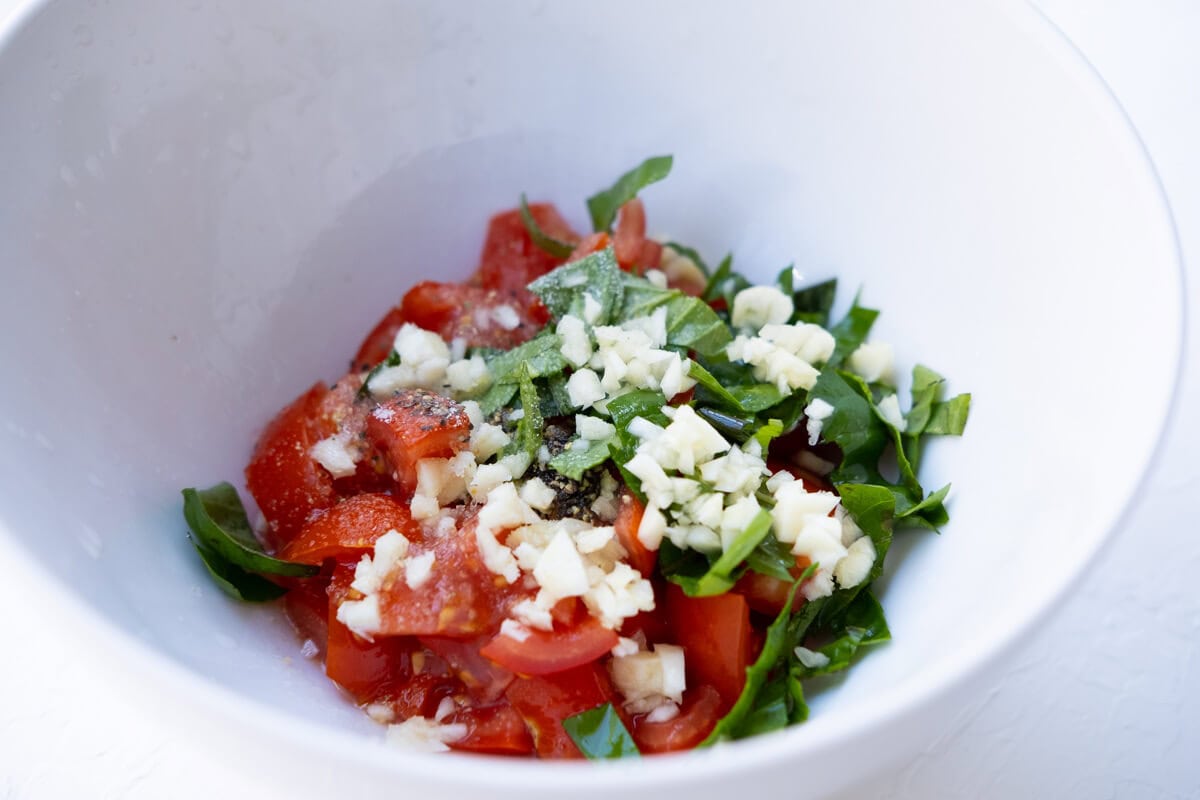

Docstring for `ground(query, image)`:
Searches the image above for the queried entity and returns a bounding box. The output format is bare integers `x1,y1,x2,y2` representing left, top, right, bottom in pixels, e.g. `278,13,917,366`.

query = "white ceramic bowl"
0,0,1183,797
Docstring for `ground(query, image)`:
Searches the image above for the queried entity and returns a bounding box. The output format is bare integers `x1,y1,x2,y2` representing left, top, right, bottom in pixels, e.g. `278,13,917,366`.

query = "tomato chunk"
475,204,578,292
353,304,406,371
245,382,337,548
283,577,331,655
632,684,723,754
505,661,617,758
480,617,619,677
449,702,535,756
325,564,415,703
613,198,647,269
280,493,419,565
567,232,610,263
376,514,531,638
365,389,470,494
665,584,752,707
400,281,547,349
420,636,515,702
614,489,657,578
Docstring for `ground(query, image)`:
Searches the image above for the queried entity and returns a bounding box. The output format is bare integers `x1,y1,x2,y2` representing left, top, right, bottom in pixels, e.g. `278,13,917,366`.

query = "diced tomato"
765,430,843,482
449,702,536,756
245,382,337,548
549,597,583,628
365,389,470,494
505,661,617,758
613,198,647,269
283,576,331,655
325,564,414,703
480,617,619,677
388,671,462,720
664,584,753,707
614,489,657,578
353,305,406,371
376,514,532,638
279,493,419,565
732,556,812,617
475,204,578,292
400,281,547,349
567,232,610,262
420,636,515,702
632,684,723,754
766,458,835,493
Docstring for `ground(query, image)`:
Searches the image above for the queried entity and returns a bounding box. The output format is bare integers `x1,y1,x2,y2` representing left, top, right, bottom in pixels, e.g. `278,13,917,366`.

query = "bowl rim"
0,0,1187,791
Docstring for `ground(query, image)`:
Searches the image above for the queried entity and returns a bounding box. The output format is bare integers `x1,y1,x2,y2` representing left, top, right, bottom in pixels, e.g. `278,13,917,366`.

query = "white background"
1,2,1197,798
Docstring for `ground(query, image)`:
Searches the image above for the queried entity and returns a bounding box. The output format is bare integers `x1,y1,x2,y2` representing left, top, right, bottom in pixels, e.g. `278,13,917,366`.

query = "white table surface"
2,2,1198,798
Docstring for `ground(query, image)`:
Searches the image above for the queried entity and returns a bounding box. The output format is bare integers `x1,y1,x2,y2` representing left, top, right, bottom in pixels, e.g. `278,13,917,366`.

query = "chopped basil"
476,381,518,417
510,364,544,462
789,277,838,327
563,702,640,759
188,535,287,602
484,331,567,386
817,483,895,622
518,193,576,258
827,294,879,368
548,437,613,481
182,483,317,601
807,369,890,487
925,394,971,436
668,508,774,597
527,247,624,325
701,253,749,311
586,155,673,233
745,536,796,582
796,590,891,679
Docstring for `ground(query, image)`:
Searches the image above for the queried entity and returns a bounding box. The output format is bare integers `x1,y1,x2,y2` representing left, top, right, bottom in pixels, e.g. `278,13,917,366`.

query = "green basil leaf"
796,590,890,678
753,418,785,451
786,667,810,724
586,155,673,233
790,278,838,327
904,364,945,437
827,294,879,368
182,483,318,579
616,272,733,357
510,364,544,461
549,437,613,481
527,247,624,325
734,673,790,738
687,360,744,410
897,482,951,530
701,254,748,309
669,508,773,597
807,369,889,486
839,370,922,500
817,483,896,622
746,535,796,582
188,535,287,602
518,193,576,258
925,394,971,436
485,331,567,385
476,381,518,418
563,703,641,759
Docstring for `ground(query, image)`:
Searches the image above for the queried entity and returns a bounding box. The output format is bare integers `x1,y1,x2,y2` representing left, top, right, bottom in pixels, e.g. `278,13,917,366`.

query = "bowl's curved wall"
0,0,1182,797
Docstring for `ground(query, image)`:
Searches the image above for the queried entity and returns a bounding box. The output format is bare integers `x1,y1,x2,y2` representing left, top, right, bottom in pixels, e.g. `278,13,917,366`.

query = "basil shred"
185,155,971,752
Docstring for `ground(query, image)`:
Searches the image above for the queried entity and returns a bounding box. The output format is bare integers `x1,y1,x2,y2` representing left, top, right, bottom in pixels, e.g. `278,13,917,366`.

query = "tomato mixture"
187,158,969,759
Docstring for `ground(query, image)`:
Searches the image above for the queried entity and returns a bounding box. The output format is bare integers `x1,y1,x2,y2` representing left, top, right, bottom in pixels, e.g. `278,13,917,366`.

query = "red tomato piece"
475,204,578,292
279,493,419,566
614,489,657,578
664,584,753,707
505,661,617,758
448,702,536,756
400,281,547,349
632,684,723,754
420,636,515,703
479,617,619,677
245,382,337,549
376,514,532,638
353,304,406,371
325,564,415,703
732,557,812,617
567,231,610,262
283,576,331,655
365,389,470,494
614,198,648,269
388,671,463,721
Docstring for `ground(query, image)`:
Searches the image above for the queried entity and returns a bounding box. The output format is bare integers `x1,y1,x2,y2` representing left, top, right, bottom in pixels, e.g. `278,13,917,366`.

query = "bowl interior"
0,0,1181,797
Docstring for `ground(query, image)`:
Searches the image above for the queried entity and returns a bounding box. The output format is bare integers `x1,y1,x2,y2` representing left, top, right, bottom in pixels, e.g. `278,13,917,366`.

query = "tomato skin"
283,577,331,655
325,564,415,703
732,560,811,617
505,661,617,758
365,390,470,494
400,281,547,349
279,493,418,565
376,514,532,638
664,584,752,707
480,617,619,677
632,684,723,754
245,382,337,549
353,305,406,371
614,489,657,578
567,232,610,262
475,204,578,292
449,703,535,756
